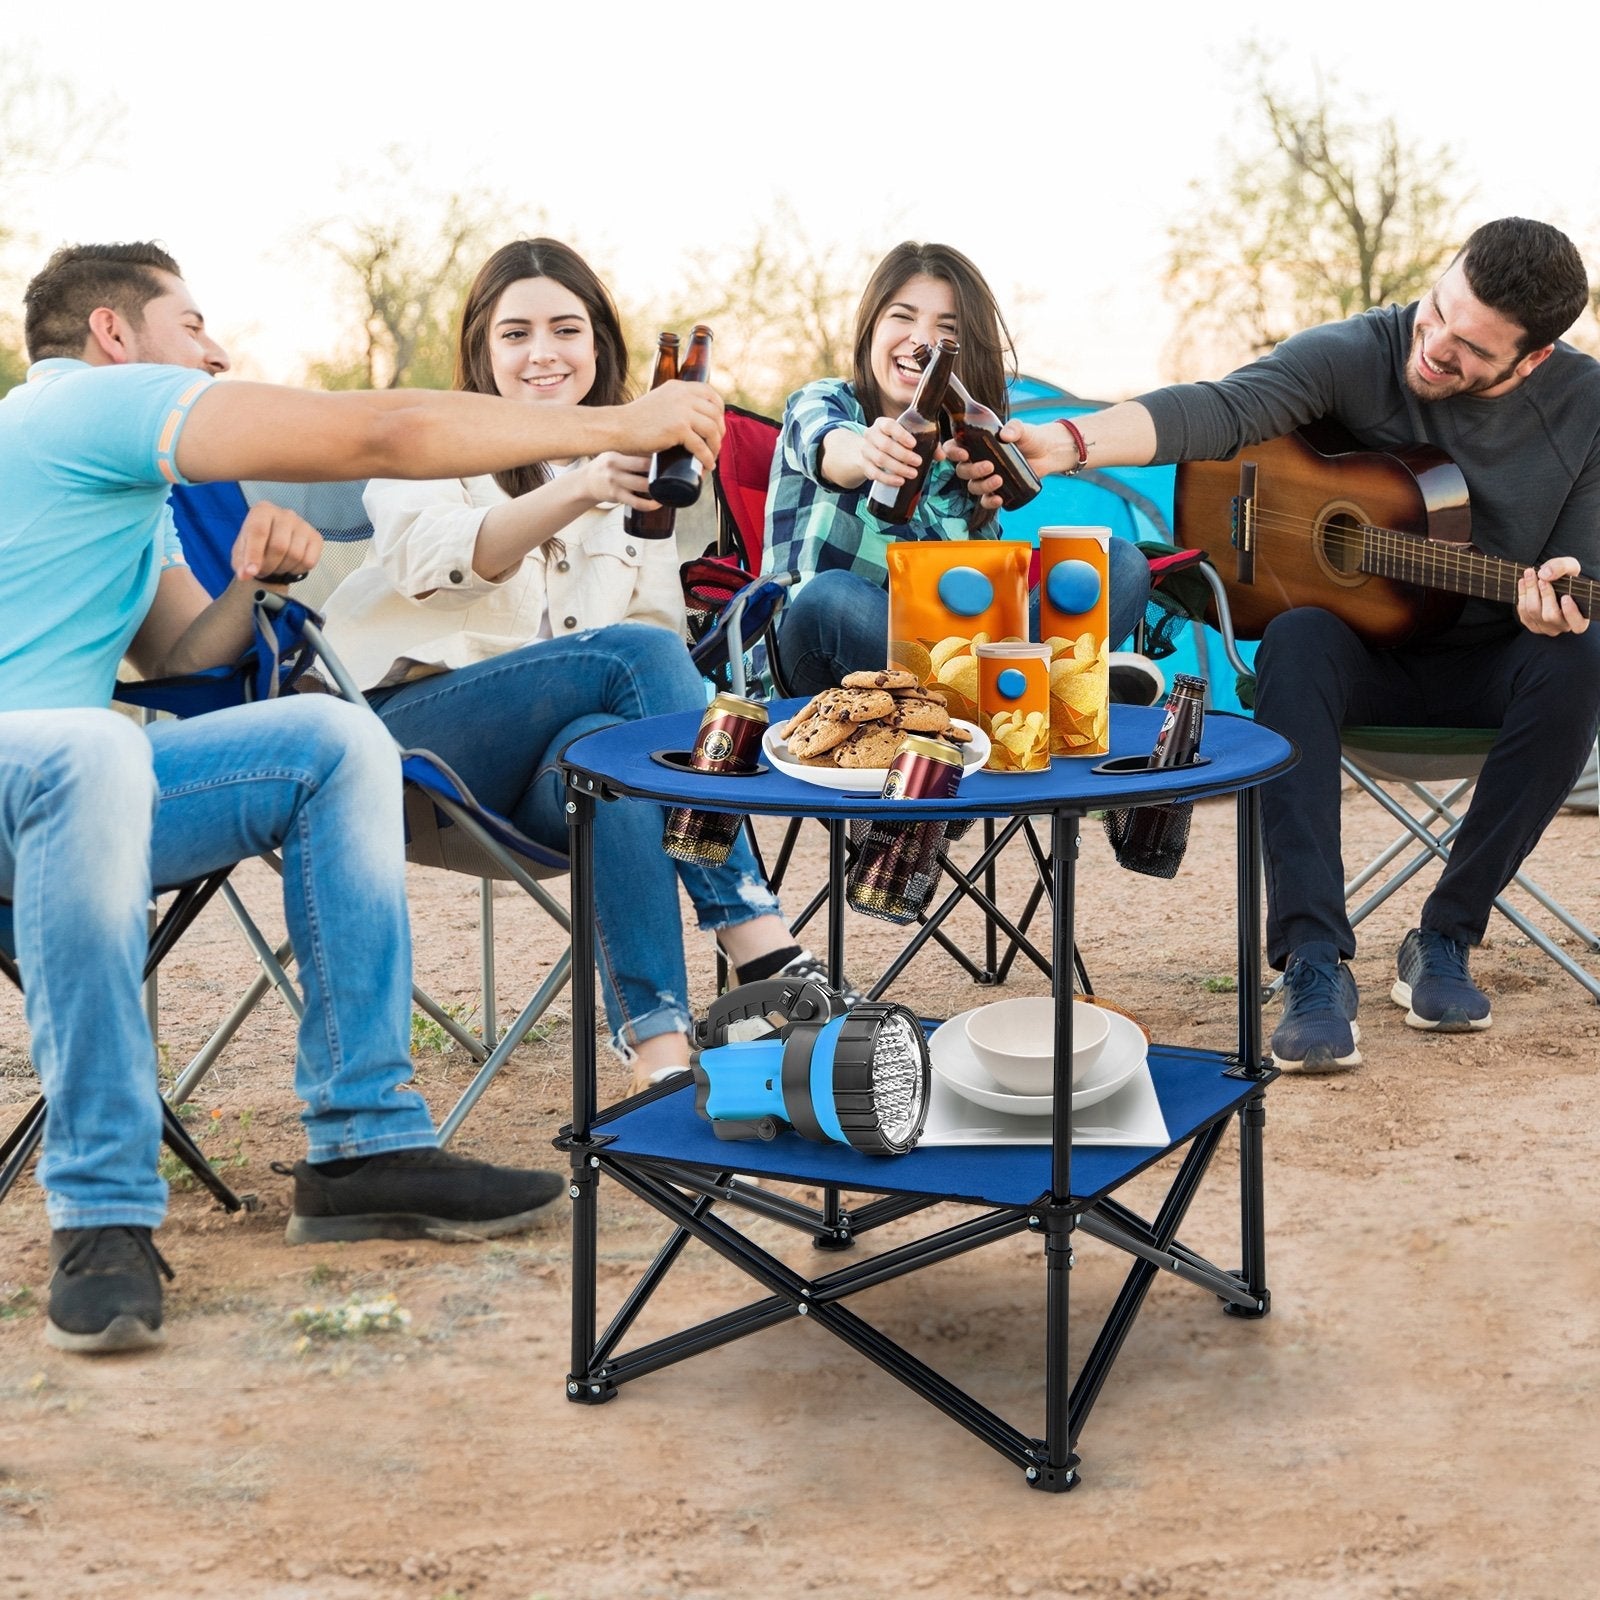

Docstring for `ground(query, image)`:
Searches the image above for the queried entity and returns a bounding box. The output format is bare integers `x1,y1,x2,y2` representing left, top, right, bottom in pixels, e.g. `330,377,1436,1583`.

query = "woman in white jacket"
324,240,823,1091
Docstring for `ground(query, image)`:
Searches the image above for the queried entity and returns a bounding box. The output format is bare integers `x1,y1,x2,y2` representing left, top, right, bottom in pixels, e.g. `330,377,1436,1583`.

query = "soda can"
661,694,768,865
976,642,1051,773
848,735,963,923
1038,526,1111,757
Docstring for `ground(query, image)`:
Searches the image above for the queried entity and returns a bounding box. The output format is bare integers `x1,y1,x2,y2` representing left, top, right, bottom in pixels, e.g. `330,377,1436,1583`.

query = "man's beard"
1405,328,1521,401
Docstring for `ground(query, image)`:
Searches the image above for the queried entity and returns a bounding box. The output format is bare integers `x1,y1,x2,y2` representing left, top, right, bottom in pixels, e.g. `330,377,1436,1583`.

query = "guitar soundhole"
1314,504,1367,586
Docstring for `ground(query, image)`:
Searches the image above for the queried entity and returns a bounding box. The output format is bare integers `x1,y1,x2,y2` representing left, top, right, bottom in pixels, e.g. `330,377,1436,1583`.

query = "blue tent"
1001,376,1256,714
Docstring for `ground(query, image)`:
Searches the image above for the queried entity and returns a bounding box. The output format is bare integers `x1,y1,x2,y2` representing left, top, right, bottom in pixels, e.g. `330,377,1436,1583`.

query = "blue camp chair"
169,479,586,1142
0,593,327,1212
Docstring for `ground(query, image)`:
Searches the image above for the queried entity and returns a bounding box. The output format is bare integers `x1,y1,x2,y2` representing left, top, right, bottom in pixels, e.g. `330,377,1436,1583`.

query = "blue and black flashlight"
691,976,930,1155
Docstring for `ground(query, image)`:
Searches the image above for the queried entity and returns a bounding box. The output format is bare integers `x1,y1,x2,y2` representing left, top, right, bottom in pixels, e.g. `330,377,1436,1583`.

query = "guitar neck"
1360,526,1597,619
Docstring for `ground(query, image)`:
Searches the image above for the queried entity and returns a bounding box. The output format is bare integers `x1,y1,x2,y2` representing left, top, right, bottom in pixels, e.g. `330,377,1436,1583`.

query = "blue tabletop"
562,703,1296,820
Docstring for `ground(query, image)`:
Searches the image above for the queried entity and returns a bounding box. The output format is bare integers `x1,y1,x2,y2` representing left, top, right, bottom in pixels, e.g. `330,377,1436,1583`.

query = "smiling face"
486,275,597,407
868,273,959,417
117,271,230,373
1405,259,1548,402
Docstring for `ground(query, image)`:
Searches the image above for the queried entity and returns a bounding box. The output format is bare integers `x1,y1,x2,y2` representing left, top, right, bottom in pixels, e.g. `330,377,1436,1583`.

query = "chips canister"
1037,527,1111,757
976,642,1051,773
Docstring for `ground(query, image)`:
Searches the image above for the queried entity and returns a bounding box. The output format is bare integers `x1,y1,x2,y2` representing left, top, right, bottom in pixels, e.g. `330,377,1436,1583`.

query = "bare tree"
303,150,525,391
627,201,878,418
1163,54,1469,378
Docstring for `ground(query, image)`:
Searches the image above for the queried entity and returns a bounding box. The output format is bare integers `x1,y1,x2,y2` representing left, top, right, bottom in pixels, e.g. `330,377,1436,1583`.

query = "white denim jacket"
321,467,686,691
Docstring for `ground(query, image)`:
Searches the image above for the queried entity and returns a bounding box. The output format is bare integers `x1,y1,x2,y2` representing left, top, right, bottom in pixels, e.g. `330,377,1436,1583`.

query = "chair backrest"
710,406,781,573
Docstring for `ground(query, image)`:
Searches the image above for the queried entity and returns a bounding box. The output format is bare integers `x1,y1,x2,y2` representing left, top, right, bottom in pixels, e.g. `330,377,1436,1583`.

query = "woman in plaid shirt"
762,240,1150,696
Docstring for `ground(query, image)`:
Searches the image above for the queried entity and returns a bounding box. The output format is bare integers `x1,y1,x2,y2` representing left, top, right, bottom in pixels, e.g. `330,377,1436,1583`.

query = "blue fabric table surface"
562,703,1295,821
591,1045,1258,1208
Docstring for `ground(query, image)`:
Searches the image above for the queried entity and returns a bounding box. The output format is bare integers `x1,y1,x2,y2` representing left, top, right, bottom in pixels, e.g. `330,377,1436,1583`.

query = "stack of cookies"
776,669,974,769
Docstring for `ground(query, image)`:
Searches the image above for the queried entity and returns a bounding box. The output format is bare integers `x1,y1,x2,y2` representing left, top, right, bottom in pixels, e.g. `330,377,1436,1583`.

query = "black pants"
1252,609,1600,969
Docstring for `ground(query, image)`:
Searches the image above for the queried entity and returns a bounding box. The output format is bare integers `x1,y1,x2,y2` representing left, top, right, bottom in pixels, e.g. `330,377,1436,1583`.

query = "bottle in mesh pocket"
662,694,767,865
1107,674,1206,878
847,735,963,923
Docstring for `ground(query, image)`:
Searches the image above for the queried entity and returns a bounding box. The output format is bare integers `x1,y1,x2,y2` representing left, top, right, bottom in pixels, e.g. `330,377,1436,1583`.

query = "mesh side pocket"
1103,802,1193,879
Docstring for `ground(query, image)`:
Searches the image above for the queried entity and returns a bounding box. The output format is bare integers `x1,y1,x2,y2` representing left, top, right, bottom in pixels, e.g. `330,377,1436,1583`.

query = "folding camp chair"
1187,564,1600,1004
0,593,328,1213
169,481,577,1142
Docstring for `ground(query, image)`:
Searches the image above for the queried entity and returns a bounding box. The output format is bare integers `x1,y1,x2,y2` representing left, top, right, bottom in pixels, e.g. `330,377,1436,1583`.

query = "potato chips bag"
1038,527,1110,757
886,540,1030,727
977,643,1051,773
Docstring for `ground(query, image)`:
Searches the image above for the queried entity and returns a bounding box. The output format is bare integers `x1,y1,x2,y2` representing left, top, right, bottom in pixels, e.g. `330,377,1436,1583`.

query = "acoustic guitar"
1172,425,1597,646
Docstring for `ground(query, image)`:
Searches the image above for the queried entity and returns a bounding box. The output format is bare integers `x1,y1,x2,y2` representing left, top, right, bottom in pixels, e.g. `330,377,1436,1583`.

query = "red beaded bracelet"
1055,416,1089,473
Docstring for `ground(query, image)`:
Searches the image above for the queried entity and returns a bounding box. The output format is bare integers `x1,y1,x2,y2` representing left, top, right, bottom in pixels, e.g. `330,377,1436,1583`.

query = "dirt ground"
0,779,1596,1600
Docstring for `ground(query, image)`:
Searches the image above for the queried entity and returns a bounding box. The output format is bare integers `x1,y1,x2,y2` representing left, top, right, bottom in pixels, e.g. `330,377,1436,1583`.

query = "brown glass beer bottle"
943,370,1042,512
626,332,681,540
865,337,959,525
648,324,713,509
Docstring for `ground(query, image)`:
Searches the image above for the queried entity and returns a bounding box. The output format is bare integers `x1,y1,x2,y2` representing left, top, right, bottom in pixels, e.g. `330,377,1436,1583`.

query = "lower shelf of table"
585,1045,1270,1209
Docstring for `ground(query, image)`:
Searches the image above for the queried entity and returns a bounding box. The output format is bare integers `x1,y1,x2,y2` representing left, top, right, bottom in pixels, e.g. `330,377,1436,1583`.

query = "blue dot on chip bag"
937,566,994,618
1046,559,1102,616
996,667,1028,701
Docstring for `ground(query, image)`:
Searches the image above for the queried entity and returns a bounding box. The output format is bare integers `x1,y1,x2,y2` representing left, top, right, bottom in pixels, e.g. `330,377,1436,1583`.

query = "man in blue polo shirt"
1,241,724,1353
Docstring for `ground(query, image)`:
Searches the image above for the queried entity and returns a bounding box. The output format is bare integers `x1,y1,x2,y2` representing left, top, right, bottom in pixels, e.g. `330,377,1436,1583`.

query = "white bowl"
962,998,1110,1095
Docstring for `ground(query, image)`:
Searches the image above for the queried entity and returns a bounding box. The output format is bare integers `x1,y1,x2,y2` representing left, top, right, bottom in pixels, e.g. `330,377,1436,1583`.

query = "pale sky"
7,0,1595,399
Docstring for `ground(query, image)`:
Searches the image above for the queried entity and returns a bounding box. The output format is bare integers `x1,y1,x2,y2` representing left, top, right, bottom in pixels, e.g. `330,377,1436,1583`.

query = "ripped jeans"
367,624,782,1055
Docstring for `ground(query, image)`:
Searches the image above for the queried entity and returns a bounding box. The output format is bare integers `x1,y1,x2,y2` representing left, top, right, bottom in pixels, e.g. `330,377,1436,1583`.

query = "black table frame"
558,711,1294,1491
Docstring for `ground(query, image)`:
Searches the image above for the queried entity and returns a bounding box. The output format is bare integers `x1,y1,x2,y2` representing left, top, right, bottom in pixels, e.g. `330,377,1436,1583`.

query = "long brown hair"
850,242,1016,530
455,238,632,500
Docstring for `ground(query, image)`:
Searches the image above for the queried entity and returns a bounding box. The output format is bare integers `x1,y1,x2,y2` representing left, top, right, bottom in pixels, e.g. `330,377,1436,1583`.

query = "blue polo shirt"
0,359,211,711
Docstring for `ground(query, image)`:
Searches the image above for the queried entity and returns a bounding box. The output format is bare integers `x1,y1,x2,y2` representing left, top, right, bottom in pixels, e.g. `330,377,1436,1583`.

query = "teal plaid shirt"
760,379,990,593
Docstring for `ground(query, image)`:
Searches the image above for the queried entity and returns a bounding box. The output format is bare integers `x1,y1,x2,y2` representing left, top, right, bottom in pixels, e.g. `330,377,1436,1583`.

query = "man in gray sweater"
962,218,1599,1072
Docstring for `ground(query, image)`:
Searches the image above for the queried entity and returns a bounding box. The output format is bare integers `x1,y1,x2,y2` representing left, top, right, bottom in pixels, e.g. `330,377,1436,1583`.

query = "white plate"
761,718,990,793
929,1006,1145,1115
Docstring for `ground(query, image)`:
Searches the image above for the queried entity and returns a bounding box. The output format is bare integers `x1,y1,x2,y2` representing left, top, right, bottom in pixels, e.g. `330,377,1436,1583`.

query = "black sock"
736,944,803,986
310,1156,371,1177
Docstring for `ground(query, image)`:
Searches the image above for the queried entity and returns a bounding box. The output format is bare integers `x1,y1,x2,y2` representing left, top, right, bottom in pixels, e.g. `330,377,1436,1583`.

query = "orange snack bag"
977,642,1051,773
1038,527,1110,757
886,540,1030,726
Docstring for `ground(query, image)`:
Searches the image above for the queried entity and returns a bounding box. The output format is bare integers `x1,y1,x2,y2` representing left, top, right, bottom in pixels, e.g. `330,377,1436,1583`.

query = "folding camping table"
558,703,1296,1491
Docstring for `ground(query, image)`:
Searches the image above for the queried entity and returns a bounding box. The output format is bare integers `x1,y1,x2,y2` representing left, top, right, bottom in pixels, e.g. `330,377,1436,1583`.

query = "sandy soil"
1,780,1596,1600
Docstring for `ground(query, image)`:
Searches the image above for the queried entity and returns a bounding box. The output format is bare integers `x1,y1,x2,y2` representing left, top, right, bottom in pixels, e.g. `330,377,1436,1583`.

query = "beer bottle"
648,324,713,509
944,370,1042,512
625,332,681,540
865,337,959,525
1111,675,1207,877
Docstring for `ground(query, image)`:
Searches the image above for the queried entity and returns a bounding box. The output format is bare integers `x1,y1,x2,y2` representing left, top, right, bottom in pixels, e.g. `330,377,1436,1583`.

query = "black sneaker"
1270,951,1361,1073
778,948,866,1008
46,1226,173,1354
281,1147,566,1245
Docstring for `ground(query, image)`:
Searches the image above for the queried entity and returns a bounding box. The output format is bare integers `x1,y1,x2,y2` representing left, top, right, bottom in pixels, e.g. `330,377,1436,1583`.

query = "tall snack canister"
1038,526,1111,757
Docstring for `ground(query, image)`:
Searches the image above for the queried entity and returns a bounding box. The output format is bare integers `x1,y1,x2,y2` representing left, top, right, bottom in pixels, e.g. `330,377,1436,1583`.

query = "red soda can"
662,694,768,864
848,735,964,923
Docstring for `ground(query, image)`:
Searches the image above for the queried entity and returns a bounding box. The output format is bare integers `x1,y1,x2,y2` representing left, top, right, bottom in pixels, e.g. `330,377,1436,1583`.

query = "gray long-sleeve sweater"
1138,304,1600,642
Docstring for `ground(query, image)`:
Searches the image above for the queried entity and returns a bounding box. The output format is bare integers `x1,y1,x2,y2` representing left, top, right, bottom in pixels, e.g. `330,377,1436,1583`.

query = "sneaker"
1108,651,1165,707
722,949,866,1043
1391,928,1493,1032
1270,951,1361,1072
282,1147,566,1245
46,1226,173,1354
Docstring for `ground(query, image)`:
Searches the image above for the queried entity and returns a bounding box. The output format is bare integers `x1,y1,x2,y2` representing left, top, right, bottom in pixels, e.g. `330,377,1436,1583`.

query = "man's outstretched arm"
174,378,722,486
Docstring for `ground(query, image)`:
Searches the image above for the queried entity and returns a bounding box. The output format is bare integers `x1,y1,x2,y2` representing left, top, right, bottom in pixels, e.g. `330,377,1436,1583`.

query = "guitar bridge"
1231,462,1257,585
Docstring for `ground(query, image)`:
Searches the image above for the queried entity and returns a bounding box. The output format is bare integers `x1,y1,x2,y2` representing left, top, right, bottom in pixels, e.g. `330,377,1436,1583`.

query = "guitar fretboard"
1360,526,1596,617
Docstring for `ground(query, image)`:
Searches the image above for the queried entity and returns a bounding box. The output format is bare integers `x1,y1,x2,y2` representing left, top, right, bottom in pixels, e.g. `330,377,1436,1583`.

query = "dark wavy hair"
1456,218,1590,354
850,241,1016,529
455,238,632,500
24,241,182,361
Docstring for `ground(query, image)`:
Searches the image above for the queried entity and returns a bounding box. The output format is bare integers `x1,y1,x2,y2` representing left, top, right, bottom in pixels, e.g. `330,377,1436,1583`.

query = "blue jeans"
366,624,782,1055
1253,610,1600,966
0,698,436,1231
776,537,1155,696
